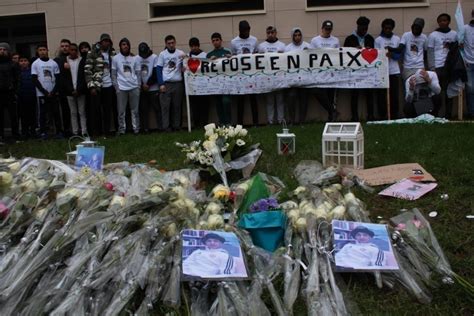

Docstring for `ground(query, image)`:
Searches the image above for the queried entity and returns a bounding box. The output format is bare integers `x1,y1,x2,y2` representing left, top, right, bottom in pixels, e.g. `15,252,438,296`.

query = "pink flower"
395,223,406,231
412,217,423,229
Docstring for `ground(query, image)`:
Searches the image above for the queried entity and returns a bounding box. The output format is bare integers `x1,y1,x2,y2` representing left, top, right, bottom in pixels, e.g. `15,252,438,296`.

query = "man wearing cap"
183,233,235,277
137,42,160,133
85,33,117,136
335,226,386,269
311,20,340,121
0,42,20,143
231,20,259,126
112,38,141,135
285,27,312,124
257,26,286,125
344,17,376,121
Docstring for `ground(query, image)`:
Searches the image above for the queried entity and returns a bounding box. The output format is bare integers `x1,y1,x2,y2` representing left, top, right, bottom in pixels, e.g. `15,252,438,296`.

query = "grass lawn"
2,122,473,315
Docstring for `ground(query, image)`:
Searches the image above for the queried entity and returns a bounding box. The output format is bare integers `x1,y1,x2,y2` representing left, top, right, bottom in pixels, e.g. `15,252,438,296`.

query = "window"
149,0,265,21
307,0,427,10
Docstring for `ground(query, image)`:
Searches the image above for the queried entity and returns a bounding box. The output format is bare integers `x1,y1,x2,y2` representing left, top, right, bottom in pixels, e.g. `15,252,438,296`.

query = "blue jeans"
466,63,474,115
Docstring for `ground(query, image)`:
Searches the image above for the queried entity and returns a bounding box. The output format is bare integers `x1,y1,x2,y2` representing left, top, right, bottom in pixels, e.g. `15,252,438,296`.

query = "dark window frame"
150,0,265,20
307,0,427,8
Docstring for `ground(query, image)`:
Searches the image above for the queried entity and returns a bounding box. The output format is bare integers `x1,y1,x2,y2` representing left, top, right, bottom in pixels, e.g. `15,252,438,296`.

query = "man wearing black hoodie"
55,39,71,136
137,42,160,132
344,17,376,121
188,37,209,128
0,42,20,143
112,38,141,135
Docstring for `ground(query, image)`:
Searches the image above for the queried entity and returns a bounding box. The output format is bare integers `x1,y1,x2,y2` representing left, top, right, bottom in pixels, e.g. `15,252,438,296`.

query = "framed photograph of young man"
181,229,248,280
332,220,399,272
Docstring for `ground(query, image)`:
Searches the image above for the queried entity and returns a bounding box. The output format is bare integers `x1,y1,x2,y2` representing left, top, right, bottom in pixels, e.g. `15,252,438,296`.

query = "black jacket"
61,57,87,96
445,41,467,84
344,34,375,49
0,57,19,92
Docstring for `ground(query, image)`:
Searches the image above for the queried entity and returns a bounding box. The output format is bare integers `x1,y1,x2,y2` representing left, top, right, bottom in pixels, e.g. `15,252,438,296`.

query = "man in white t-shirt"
285,27,312,124
31,44,61,139
396,18,428,81
257,26,286,125
428,13,457,118
157,35,185,132
231,20,259,126
463,10,474,119
112,38,141,135
375,18,401,120
188,37,209,128
404,69,441,118
137,42,160,133
311,20,340,121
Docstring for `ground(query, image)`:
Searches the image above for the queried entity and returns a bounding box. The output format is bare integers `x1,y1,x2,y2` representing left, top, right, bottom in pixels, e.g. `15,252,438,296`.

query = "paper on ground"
378,179,438,200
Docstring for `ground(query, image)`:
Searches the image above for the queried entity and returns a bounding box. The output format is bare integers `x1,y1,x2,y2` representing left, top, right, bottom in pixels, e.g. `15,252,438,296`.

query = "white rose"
0,172,13,187
207,214,225,229
206,202,222,214
8,162,20,174
295,217,307,233
330,205,346,220
203,140,216,151
236,139,245,146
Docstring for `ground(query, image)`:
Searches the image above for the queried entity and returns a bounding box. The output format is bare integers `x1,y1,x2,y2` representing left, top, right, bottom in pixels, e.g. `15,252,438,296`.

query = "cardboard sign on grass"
352,163,436,186
378,179,438,200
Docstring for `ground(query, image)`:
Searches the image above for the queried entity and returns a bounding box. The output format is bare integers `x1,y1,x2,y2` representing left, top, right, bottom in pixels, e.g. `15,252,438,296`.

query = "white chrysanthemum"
239,128,248,137
206,202,222,214
207,214,225,229
236,139,245,146
203,140,216,151
0,172,13,187
330,205,346,220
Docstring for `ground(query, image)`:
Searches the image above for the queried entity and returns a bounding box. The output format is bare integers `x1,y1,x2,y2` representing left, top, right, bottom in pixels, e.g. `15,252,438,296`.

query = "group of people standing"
1,11,474,143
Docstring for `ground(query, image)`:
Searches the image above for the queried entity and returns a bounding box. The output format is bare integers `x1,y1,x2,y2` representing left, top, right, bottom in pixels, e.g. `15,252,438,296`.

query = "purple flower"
249,198,279,213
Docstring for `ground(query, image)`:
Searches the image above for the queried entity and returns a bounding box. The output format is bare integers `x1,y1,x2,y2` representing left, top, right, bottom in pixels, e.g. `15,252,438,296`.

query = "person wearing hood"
137,42,160,133
231,20,259,126
188,37,209,128
463,10,474,119
375,18,401,120
17,55,36,139
284,27,311,124
157,35,185,132
0,42,20,143
428,13,457,118
84,33,117,136
63,43,88,136
112,37,141,135
344,17,376,121
258,26,286,125
79,42,91,59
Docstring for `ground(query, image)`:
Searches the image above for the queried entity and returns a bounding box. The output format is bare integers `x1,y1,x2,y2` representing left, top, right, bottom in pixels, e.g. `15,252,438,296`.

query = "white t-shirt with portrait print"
137,53,159,91
257,40,286,53
157,48,185,83
375,35,401,75
111,53,140,91
400,32,428,69
310,35,340,49
284,41,312,52
231,35,258,55
31,58,60,97
428,30,457,68
101,51,113,88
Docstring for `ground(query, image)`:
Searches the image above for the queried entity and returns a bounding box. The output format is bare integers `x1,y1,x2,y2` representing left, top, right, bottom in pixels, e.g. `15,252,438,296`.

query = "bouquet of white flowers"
177,124,254,174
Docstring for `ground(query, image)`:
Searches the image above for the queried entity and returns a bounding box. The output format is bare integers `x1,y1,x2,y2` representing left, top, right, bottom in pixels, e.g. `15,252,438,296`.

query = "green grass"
2,123,473,315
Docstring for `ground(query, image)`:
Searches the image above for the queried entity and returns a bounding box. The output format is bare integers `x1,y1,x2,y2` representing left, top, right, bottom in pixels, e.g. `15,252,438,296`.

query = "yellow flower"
0,171,13,188
212,184,230,200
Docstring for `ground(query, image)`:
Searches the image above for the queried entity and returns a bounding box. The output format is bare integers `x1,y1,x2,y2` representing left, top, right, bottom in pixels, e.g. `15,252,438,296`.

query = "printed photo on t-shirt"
166,58,177,73
141,64,149,76
410,44,419,54
123,64,132,74
43,69,52,80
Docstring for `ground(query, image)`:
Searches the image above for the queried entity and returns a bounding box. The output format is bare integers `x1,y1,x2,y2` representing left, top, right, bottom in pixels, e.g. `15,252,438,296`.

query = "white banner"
184,48,389,95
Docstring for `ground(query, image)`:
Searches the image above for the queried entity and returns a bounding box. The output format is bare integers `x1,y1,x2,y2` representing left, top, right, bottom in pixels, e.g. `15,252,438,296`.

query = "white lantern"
277,128,296,155
322,122,364,169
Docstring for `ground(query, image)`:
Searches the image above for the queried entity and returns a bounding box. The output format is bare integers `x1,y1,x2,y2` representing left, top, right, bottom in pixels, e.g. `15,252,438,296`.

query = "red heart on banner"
361,48,378,64
188,58,201,73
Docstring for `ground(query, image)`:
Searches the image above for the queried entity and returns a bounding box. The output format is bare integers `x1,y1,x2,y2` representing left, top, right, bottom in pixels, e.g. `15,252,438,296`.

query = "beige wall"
1,0,472,122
